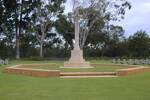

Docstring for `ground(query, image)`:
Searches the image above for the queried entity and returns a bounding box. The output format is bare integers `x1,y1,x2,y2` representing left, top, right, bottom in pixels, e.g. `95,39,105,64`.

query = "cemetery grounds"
0,59,150,100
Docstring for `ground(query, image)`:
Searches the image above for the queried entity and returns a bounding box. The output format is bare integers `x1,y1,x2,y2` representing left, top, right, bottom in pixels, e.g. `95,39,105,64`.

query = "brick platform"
3,63,150,78
116,67,150,76
4,64,60,77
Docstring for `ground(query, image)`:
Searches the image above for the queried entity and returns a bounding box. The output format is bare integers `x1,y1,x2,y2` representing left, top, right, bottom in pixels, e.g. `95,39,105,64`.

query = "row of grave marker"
112,59,150,65
1,58,150,65
0,59,9,65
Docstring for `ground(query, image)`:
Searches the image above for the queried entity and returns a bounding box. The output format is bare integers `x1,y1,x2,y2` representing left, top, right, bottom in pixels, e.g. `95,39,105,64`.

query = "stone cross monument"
64,8,91,68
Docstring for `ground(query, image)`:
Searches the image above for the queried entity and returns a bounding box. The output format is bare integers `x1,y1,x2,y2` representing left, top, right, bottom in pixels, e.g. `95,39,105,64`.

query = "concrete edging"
3,63,150,78
4,64,60,77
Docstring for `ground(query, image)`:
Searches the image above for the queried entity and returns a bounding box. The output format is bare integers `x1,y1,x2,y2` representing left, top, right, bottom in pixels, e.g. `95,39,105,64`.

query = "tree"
70,0,131,49
30,0,65,57
55,15,74,49
0,1,4,32
20,32,37,57
2,0,40,59
128,30,150,58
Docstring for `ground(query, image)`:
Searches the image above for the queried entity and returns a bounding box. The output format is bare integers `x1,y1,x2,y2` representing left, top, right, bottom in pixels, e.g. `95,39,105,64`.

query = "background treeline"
0,0,149,59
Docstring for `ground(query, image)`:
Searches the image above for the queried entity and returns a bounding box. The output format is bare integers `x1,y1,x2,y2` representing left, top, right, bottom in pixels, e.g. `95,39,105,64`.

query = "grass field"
0,60,150,100
19,65,126,72
26,65,125,72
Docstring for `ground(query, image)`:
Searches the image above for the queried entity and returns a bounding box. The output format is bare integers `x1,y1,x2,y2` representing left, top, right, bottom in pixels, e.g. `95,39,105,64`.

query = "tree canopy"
0,0,150,59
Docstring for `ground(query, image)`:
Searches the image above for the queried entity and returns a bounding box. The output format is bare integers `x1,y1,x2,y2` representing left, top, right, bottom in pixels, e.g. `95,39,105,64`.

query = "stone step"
60,72,116,76
60,75,118,78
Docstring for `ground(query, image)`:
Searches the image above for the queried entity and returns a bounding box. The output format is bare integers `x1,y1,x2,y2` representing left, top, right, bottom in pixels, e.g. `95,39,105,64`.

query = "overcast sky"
65,0,150,37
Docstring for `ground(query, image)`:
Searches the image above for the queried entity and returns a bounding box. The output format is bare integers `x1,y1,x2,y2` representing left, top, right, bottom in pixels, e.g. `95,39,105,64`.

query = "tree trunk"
16,0,23,59
40,43,43,58
16,28,20,59
15,8,20,59
101,50,104,58
101,46,106,58
15,1,23,59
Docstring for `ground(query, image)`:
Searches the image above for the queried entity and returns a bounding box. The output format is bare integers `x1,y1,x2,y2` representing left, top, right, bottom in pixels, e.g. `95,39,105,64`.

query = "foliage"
55,15,74,49
0,0,150,59
1,0,42,59
69,0,131,48
29,0,65,57
128,30,150,57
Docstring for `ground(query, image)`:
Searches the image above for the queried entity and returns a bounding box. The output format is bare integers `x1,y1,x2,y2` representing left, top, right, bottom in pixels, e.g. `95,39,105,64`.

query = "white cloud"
114,0,150,37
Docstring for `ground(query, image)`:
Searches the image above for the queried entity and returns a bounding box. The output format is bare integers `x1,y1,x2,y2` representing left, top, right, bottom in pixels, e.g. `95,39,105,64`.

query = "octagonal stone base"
64,49,92,68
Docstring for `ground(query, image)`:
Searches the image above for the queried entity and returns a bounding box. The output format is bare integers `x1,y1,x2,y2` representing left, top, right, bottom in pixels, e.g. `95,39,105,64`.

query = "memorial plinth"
64,49,91,68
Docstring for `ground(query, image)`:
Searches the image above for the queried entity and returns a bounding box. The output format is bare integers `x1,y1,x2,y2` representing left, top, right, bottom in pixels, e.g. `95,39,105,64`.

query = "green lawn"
22,65,125,72
8,60,129,72
0,60,150,100
18,64,126,72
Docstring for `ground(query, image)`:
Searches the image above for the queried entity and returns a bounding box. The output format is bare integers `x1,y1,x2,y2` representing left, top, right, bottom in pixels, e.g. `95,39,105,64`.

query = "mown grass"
7,59,127,72
0,60,150,100
22,65,125,72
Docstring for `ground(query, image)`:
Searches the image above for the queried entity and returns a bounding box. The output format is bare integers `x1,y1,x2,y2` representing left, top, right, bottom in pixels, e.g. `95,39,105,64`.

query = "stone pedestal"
63,8,92,68
64,49,92,68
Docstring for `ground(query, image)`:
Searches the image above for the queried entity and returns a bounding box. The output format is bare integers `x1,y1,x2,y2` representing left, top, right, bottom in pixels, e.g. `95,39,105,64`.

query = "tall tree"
30,0,65,57
69,0,131,49
55,15,74,49
128,30,150,57
3,0,40,59
0,1,4,32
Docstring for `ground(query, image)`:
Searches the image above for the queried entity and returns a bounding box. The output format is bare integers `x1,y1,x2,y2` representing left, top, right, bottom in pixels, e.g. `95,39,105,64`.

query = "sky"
65,0,150,37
